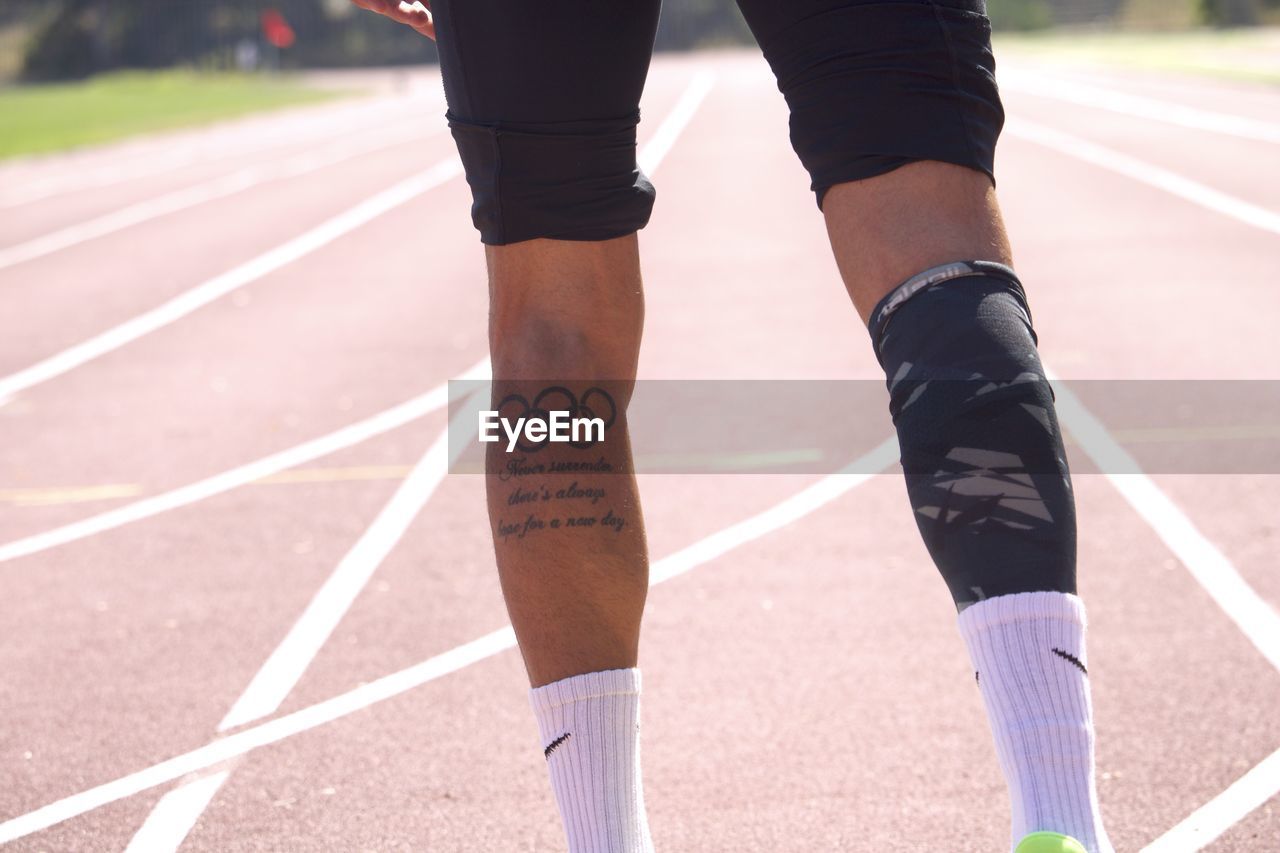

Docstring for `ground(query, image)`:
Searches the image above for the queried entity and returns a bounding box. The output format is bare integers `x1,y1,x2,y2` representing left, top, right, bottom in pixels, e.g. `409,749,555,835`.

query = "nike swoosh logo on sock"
1052,647,1088,675
544,732,571,759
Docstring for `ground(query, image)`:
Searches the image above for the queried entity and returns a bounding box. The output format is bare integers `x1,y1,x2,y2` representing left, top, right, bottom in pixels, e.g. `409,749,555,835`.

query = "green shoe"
1015,832,1088,853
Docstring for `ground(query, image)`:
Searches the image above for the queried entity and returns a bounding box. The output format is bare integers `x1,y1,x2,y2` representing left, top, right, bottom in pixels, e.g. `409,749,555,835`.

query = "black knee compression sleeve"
868,261,1076,610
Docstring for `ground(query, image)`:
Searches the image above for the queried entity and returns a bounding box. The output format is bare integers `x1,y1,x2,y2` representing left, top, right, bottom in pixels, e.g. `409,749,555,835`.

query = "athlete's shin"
485,410,648,690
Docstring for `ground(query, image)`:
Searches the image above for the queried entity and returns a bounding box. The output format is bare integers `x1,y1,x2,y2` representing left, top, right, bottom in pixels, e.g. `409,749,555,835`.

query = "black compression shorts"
432,0,1004,244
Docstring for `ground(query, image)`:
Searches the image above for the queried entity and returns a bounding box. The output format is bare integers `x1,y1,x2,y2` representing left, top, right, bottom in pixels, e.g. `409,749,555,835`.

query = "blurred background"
2,0,1279,159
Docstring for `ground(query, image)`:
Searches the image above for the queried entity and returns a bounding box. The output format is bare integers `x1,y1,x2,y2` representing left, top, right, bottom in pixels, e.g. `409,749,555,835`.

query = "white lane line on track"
637,71,715,175
1049,377,1280,673
0,125,445,271
1006,118,1280,237
122,770,230,853
113,70,721,853
125,394,484,852
0,437,899,846
0,358,490,565
1000,70,1280,144
651,438,899,584
0,96,442,209
0,156,463,402
221,391,485,731
1026,106,1280,657
1048,373,1280,846
1141,745,1280,852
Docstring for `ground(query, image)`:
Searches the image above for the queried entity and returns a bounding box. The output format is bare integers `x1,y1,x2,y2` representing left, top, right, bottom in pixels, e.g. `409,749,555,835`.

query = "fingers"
348,0,435,40
395,1,436,39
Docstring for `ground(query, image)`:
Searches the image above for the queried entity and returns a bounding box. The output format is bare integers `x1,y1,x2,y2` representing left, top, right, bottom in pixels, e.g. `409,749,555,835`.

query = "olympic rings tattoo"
494,386,618,453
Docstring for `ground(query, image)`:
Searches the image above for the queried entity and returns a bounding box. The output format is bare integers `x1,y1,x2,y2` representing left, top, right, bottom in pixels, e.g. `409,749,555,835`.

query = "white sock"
530,668,653,853
958,591,1113,853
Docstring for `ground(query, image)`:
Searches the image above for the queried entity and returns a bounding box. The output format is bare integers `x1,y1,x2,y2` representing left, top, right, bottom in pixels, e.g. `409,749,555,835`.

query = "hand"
349,0,435,40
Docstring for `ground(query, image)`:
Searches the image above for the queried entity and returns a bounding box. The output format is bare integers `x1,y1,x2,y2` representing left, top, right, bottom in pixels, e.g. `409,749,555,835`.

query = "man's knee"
492,316,623,378
490,268,643,382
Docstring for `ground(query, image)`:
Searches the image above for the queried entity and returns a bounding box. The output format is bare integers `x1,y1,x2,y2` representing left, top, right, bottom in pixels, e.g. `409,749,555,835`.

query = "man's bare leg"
821,161,1112,853
485,236,648,688
344,1,660,849
486,235,654,853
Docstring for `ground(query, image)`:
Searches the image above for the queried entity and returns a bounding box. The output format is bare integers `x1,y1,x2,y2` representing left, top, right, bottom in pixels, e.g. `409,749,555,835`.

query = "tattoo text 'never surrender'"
494,465,627,542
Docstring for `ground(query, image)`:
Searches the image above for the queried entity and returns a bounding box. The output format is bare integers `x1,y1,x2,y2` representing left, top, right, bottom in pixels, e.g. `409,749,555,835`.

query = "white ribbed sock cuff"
959,592,1113,853
530,668,652,853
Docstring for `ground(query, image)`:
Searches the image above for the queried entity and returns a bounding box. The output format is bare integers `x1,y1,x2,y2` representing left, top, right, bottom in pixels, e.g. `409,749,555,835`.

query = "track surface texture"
2,51,1278,852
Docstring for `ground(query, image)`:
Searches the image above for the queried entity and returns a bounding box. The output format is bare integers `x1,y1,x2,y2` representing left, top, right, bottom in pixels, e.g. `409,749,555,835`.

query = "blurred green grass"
0,69,341,160
995,27,1280,85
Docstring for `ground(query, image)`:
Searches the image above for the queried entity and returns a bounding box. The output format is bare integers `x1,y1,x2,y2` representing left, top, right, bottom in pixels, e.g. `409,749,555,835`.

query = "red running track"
1,51,1278,851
